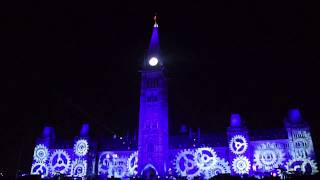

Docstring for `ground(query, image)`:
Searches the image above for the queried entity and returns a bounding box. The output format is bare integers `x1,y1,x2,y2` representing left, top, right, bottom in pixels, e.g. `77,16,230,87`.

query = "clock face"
148,57,158,66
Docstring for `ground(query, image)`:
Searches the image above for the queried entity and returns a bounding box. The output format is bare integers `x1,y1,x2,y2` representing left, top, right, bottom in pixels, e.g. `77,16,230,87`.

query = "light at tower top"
146,15,162,68
153,15,158,27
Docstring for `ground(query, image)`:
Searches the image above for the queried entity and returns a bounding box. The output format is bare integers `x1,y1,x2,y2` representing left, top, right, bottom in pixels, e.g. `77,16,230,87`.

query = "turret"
227,113,252,176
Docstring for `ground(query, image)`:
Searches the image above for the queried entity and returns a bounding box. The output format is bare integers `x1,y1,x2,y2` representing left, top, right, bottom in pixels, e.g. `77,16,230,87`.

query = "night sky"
1,1,320,176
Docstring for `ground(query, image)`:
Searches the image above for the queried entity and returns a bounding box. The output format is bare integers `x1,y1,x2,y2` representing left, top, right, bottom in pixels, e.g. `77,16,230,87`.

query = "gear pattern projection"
98,152,116,175
127,151,138,176
33,144,49,163
291,137,314,159
173,149,201,179
203,157,231,179
71,159,87,177
31,162,49,178
49,149,71,175
285,157,319,175
113,158,127,178
194,147,218,171
254,143,285,171
229,135,248,155
232,155,251,175
74,139,89,157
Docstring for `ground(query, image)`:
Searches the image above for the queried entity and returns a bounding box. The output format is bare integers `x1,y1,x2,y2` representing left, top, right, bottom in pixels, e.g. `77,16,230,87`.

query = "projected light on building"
29,18,318,179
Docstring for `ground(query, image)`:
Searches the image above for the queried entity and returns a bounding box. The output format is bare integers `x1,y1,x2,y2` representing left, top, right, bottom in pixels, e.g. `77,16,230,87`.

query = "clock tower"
137,16,169,178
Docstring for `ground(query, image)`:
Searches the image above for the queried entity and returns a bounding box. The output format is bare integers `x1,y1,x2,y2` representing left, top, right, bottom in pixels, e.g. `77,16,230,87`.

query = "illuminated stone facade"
30,21,318,179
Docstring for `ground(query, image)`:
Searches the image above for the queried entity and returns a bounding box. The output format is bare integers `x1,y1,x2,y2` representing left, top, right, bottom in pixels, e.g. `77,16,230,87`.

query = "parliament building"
30,19,318,179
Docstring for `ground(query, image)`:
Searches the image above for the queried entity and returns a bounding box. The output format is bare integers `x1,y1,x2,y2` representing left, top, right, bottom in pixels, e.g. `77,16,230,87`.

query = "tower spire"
144,14,162,68
154,14,158,27
148,15,160,56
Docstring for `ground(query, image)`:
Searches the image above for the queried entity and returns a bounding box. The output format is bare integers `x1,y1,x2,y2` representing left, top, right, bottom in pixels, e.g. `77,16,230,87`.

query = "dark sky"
1,0,320,176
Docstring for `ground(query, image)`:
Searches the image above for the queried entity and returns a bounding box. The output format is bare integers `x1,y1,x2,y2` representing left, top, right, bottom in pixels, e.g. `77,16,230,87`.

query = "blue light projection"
74,139,89,157
98,152,117,176
33,144,49,163
138,17,168,176
229,135,248,155
172,147,232,179
127,151,138,176
194,147,218,170
205,157,231,178
31,131,319,179
71,159,87,177
29,17,319,179
98,151,131,178
289,130,315,159
148,18,160,57
230,114,242,127
112,157,127,178
288,109,302,123
49,149,71,175
31,162,49,178
253,143,285,171
173,149,201,178
232,155,251,175
285,157,318,175
228,134,251,175
80,124,90,137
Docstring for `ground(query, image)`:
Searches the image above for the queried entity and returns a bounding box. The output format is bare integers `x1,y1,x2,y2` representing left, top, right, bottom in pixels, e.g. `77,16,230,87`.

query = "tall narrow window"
147,143,154,152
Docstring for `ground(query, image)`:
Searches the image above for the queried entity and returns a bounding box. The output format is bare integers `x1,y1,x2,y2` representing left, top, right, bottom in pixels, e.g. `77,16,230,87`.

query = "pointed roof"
148,15,160,57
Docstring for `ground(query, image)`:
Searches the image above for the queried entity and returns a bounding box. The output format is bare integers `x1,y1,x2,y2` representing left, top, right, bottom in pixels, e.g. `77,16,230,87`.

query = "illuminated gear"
49,149,71,175
203,157,231,179
98,152,117,175
229,135,248,155
113,157,127,178
33,144,49,163
285,157,318,175
127,151,138,176
232,155,251,174
194,147,218,170
31,162,49,178
71,159,87,177
254,143,285,171
174,149,201,179
74,139,89,156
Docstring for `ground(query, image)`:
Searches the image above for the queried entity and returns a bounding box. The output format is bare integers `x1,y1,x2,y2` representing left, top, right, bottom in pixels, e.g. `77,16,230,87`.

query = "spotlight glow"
148,57,158,66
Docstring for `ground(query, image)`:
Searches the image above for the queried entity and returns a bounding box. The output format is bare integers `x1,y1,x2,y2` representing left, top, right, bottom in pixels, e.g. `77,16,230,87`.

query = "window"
146,94,158,103
152,123,158,129
146,79,159,88
147,143,154,152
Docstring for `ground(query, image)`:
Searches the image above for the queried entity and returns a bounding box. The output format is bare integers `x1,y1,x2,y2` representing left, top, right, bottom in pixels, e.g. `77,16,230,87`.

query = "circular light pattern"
31,162,49,178
285,157,319,175
33,144,49,163
74,139,89,156
148,57,158,66
71,159,87,177
49,149,71,175
113,158,127,178
98,152,118,176
174,149,201,179
232,155,251,175
194,147,218,170
254,143,285,171
203,157,231,179
127,151,138,176
229,135,248,155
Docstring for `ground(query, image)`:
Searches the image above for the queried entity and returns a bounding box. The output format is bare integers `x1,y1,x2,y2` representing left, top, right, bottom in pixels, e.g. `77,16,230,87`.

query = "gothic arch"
141,163,159,176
